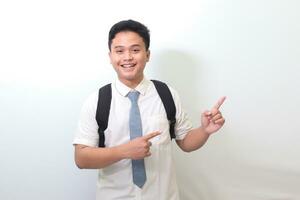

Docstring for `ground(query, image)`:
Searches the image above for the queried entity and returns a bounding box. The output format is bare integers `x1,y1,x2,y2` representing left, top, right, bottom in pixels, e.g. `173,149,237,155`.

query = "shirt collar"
115,78,151,97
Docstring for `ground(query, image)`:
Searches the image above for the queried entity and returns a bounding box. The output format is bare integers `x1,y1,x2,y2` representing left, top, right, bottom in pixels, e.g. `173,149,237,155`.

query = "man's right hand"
121,131,161,160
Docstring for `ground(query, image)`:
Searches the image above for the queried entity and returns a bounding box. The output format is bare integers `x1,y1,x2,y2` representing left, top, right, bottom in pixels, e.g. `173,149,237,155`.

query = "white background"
1,0,299,199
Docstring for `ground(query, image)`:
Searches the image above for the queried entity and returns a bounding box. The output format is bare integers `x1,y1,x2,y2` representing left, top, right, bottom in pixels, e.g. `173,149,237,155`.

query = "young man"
73,19,225,200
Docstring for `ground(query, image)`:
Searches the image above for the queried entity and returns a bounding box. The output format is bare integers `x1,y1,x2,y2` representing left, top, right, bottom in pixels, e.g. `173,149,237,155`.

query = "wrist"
200,126,210,137
114,144,128,160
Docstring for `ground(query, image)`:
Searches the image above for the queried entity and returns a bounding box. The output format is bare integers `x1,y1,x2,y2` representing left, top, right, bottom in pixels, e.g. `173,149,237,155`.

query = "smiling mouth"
121,64,136,68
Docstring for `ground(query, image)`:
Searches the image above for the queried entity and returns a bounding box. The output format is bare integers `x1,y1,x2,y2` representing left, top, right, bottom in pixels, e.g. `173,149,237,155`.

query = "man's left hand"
201,96,226,135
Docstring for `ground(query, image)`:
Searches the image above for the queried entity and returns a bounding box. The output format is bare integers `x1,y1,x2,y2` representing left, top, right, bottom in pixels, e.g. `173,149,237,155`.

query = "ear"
108,51,112,64
146,50,150,62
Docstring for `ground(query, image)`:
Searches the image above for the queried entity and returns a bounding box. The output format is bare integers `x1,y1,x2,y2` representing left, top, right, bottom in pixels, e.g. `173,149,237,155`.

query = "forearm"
176,127,210,152
74,144,126,169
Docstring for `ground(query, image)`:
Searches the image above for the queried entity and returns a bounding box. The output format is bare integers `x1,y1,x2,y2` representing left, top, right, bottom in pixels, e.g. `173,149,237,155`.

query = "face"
109,31,150,88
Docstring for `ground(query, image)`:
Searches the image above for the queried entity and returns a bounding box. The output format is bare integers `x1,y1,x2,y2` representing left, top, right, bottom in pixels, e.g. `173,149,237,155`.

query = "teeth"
122,64,134,68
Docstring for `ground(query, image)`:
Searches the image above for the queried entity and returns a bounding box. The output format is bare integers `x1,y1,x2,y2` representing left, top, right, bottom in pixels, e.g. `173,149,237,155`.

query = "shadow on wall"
149,49,203,123
149,49,211,199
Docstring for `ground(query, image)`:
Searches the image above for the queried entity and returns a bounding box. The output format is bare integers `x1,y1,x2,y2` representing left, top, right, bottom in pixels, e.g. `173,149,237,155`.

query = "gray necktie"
128,91,146,188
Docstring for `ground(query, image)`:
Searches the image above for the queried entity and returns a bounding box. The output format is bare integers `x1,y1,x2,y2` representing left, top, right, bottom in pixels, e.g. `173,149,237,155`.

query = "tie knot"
128,91,140,103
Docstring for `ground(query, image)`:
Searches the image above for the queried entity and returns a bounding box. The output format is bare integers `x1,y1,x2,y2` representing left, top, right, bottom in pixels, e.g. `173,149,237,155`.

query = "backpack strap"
151,80,176,139
95,80,177,147
96,83,112,147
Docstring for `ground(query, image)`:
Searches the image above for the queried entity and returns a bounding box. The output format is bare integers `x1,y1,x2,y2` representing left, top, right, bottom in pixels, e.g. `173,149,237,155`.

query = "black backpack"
96,80,176,147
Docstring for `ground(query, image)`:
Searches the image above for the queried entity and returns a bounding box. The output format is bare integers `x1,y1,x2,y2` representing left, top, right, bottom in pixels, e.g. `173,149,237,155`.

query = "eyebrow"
113,44,142,49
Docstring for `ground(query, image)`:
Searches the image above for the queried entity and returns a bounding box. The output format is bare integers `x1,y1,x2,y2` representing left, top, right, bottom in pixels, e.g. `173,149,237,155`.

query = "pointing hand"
124,131,161,160
201,96,226,135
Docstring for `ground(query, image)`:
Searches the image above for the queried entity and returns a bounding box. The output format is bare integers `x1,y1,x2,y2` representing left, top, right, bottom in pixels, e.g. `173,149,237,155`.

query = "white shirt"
73,78,193,200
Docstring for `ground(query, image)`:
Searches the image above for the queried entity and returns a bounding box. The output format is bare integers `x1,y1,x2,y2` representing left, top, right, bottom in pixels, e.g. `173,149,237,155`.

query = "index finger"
143,131,161,141
213,96,226,110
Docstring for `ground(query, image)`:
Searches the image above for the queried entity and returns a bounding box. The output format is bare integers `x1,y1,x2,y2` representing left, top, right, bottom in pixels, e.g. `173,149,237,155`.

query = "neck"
119,76,144,89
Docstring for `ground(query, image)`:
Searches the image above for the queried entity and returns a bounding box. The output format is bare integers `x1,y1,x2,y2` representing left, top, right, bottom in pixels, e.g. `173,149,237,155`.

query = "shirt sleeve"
72,92,99,147
169,87,193,140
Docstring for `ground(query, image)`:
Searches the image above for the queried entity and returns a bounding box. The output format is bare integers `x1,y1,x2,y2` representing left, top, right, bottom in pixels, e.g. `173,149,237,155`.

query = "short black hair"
108,19,150,51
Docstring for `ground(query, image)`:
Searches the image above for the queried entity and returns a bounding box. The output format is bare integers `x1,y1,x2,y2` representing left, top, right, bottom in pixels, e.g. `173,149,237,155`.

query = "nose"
123,50,133,60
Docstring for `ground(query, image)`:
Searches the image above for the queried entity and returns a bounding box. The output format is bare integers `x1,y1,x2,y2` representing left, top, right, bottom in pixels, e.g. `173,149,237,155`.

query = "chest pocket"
144,114,170,145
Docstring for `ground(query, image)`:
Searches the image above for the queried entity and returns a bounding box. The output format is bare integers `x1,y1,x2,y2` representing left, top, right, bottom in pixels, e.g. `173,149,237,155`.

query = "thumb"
203,110,211,117
201,110,211,126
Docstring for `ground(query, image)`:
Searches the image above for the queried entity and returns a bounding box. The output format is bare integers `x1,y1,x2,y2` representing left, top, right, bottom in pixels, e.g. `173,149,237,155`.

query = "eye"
132,49,140,53
115,49,123,54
